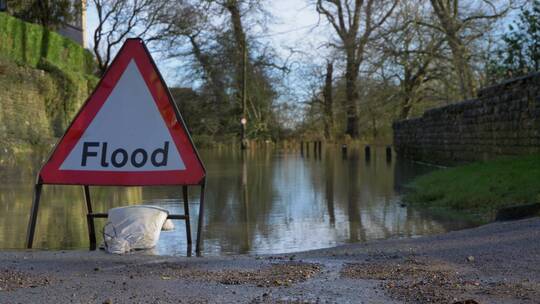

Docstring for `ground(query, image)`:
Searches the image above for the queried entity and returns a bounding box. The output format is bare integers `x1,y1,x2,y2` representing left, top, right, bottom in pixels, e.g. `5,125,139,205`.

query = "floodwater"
0,146,475,256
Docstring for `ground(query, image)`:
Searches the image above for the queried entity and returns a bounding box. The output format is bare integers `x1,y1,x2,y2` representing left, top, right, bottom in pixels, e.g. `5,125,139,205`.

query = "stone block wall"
393,72,540,164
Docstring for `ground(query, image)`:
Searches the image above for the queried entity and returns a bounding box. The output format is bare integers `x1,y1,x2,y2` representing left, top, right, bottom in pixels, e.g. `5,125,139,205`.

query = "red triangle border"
39,38,205,186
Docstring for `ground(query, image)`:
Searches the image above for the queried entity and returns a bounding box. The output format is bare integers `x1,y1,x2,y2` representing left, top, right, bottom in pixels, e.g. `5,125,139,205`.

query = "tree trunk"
188,36,228,104
399,96,413,120
429,0,476,99
225,0,247,107
399,70,414,120
323,62,334,140
447,35,476,99
345,53,360,138
371,115,377,139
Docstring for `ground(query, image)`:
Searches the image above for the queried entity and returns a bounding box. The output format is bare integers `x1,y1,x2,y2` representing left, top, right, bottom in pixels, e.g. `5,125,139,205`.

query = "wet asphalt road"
0,217,538,304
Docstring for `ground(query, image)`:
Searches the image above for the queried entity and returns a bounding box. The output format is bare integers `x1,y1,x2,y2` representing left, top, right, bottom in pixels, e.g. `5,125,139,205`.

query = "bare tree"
161,1,230,104
156,0,285,141
224,0,248,91
322,61,335,139
91,0,171,75
316,0,398,138
382,1,445,119
423,0,512,99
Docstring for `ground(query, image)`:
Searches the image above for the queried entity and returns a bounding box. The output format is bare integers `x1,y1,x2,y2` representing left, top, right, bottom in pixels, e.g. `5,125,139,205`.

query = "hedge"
37,58,98,136
0,12,94,75
0,12,99,149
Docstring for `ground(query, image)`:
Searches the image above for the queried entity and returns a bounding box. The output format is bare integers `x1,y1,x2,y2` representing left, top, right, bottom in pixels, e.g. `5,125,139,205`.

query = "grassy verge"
404,155,540,220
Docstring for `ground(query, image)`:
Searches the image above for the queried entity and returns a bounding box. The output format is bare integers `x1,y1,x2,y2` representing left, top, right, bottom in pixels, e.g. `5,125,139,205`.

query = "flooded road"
0,145,475,255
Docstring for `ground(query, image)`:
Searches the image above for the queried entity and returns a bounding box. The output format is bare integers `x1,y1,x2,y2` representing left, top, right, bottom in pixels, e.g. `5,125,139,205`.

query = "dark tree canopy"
491,0,540,78
6,0,80,30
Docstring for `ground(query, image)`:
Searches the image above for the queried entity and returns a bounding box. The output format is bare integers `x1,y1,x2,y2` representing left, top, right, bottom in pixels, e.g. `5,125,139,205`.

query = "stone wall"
393,72,540,164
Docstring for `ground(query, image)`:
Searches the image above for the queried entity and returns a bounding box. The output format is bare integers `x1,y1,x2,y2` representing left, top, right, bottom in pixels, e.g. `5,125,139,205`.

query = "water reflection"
0,146,476,256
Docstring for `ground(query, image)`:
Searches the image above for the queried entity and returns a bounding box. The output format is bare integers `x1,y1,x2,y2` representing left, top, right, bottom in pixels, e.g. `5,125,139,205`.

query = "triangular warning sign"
39,38,205,186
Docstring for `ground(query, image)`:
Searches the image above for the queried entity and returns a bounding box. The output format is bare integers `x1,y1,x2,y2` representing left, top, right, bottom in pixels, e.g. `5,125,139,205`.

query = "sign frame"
25,38,207,256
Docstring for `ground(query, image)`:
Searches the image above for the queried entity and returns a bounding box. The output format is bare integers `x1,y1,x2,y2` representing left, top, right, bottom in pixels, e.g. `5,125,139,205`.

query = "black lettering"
111,149,128,168
81,142,99,166
131,148,148,168
151,141,169,167
100,142,109,167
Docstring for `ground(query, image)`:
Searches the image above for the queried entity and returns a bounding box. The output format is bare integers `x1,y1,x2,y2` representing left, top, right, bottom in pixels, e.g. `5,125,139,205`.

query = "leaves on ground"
341,257,539,303
0,268,52,291
123,261,321,288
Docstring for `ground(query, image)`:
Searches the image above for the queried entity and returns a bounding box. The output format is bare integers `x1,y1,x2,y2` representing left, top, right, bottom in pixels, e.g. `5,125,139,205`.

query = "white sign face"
60,60,186,171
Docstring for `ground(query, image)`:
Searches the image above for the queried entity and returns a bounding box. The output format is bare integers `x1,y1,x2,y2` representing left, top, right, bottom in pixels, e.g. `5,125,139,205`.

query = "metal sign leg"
83,185,97,250
182,185,192,256
26,183,43,249
195,180,206,256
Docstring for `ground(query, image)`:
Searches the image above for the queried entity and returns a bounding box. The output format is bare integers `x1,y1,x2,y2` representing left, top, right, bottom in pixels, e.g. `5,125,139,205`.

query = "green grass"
404,155,540,217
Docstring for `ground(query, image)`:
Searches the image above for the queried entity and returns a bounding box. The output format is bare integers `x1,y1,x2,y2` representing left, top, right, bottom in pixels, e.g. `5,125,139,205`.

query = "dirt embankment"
0,217,538,304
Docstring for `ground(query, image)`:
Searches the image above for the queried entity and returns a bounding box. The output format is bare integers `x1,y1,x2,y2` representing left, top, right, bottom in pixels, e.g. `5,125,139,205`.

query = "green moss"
0,12,94,75
0,12,98,150
404,155,540,217
36,59,97,136
0,57,53,148
0,56,97,150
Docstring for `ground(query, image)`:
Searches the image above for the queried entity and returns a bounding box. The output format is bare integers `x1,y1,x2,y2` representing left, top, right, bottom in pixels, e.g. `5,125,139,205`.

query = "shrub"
0,12,94,75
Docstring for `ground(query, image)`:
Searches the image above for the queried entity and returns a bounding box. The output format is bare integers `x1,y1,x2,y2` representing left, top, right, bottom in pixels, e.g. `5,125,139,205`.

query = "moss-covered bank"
0,13,97,153
404,155,540,221
0,12,94,75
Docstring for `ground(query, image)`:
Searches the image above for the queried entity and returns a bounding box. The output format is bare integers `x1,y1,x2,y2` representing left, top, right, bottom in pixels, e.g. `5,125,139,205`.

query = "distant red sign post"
26,38,207,255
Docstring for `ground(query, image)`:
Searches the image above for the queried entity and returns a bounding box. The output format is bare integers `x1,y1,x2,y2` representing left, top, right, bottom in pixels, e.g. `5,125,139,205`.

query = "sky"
83,0,523,102
84,0,326,87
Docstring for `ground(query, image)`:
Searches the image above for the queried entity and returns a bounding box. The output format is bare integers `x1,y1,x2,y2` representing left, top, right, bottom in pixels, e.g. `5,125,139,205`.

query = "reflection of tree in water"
345,150,366,242
316,146,445,243
0,152,147,249
361,147,394,239
202,148,278,254
0,149,478,253
37,185,144,249
240,150,250,252
393,159,435,193
324,150,335,226
391,160,468,234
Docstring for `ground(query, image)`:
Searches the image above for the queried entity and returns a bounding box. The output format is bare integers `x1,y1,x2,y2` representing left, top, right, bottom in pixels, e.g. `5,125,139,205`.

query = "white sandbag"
161,219,175,231
102,205,169,254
